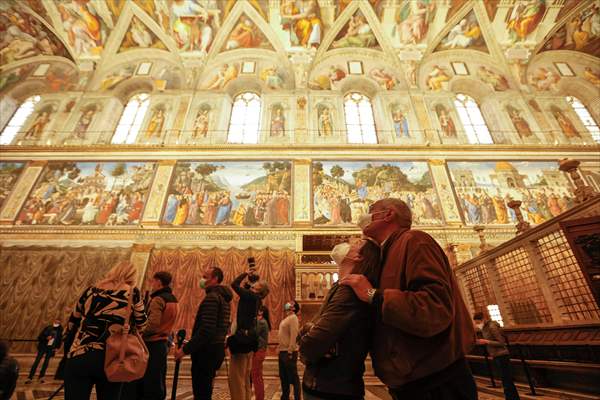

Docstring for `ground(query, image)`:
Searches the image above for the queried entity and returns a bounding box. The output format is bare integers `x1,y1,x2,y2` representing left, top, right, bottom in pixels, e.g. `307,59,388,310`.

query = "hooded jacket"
142,287,179,342
183,285,232,355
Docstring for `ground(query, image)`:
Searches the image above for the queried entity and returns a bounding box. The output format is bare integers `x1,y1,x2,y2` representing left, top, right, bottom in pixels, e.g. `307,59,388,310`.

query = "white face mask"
357,213,372,231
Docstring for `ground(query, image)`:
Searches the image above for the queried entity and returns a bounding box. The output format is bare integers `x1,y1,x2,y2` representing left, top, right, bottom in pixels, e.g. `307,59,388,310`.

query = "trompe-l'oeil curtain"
145,248,295,334
0,246,131,352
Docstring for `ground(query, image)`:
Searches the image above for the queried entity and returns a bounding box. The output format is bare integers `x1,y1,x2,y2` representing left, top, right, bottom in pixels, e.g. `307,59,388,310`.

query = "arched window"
227,92,261,144
111,93,150,144
344,92,377,144
0,96,41,145
566,96,600,143
454,93,493,144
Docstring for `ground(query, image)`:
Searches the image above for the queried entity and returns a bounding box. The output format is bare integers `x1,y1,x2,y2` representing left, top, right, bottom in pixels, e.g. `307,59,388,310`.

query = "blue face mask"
284,303,291,311
199,278,207,289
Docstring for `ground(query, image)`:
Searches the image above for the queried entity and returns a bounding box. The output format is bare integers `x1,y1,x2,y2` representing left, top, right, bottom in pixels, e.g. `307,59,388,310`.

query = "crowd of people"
3,196,529,400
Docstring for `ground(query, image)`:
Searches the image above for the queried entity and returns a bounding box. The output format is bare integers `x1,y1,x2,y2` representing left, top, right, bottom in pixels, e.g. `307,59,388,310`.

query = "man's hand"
174,347,186,361
340,274,373,303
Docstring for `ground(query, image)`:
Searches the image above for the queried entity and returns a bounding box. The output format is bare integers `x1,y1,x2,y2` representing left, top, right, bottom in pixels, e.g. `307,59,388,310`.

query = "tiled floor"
12,377,516,400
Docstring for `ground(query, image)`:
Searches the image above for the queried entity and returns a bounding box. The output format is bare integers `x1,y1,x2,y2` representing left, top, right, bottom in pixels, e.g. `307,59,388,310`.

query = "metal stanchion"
171,329,186,400
517,344,537,396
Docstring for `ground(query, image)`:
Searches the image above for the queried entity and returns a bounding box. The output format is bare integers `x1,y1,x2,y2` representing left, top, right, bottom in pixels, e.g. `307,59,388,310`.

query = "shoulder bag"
104,286,149,382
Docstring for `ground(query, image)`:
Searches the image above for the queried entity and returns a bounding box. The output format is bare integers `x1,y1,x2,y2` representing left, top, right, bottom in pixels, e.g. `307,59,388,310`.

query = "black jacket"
0,356,18,400
231,272,261,330
183,285,232,354
37,325,63,351
299,283,372,398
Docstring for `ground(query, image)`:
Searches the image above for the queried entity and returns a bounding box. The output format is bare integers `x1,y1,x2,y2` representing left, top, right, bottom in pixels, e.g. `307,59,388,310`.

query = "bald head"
371,198,412,228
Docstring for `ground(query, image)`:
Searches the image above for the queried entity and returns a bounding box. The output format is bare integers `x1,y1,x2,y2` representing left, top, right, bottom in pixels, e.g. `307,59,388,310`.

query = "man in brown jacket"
138,271,179,400
342,198,477,399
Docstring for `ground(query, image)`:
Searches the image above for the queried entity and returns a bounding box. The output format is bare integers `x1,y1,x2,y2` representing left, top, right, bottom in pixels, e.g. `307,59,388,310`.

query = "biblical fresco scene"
15,161,156,226
435,10,486,52
0,162,25,209
331,11,380,49
162,161,292,227
448,161,575,225
0,1,72,62
313,161,443,226
541,2,600,56
391,0,435,46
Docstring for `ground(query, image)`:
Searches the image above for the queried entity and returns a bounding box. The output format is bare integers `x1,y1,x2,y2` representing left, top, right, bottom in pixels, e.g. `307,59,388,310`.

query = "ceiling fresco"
1,0,599,92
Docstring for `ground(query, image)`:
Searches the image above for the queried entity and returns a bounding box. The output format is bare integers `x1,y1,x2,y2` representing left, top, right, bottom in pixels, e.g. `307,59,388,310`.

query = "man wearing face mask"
278,301,301,400
174,266,233,400
342,198,477,400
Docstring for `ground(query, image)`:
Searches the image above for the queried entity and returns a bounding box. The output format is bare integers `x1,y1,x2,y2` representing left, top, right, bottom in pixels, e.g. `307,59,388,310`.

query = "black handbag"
227,327,258,354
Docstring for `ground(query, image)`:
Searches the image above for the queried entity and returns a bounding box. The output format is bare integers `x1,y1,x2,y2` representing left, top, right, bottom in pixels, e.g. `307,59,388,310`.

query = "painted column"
130,243,155,287
428,160,463,224
0,160,46,224
293,159,312,226
141,160,176,227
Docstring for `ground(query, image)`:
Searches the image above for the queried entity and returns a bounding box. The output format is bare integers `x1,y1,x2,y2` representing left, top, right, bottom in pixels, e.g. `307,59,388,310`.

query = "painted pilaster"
141,160,176,227
0,161,46,225
293,159,311,226
130,243,155,287
429,160,463,224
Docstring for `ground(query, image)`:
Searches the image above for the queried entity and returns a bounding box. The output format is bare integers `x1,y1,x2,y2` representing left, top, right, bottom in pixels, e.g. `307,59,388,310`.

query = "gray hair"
374,198,412,227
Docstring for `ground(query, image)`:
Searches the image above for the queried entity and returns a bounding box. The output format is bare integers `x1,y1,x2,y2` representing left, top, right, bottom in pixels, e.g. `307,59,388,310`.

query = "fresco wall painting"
312,161,443,226
392,0,435,46
162,161,292,227
448,161,575,226
16,161,156,226
279,0,322,49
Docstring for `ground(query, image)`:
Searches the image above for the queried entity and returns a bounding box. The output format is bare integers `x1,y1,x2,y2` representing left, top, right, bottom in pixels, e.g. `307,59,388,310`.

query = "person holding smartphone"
228,257,270,400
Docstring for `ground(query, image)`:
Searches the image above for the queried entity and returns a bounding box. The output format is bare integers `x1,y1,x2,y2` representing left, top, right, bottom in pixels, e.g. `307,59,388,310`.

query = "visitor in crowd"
229,270,270,400
252,305,271,400
278,301,301,400
174,266,232,400
0,340,18,400
342,198,477,400
299,238,381,400
138,271,179,400
26,319,63,384
474,310,520,400
63,261,147,400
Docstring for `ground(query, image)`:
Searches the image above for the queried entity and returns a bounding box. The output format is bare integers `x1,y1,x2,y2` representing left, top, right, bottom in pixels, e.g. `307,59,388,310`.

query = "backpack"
104,286,149,382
